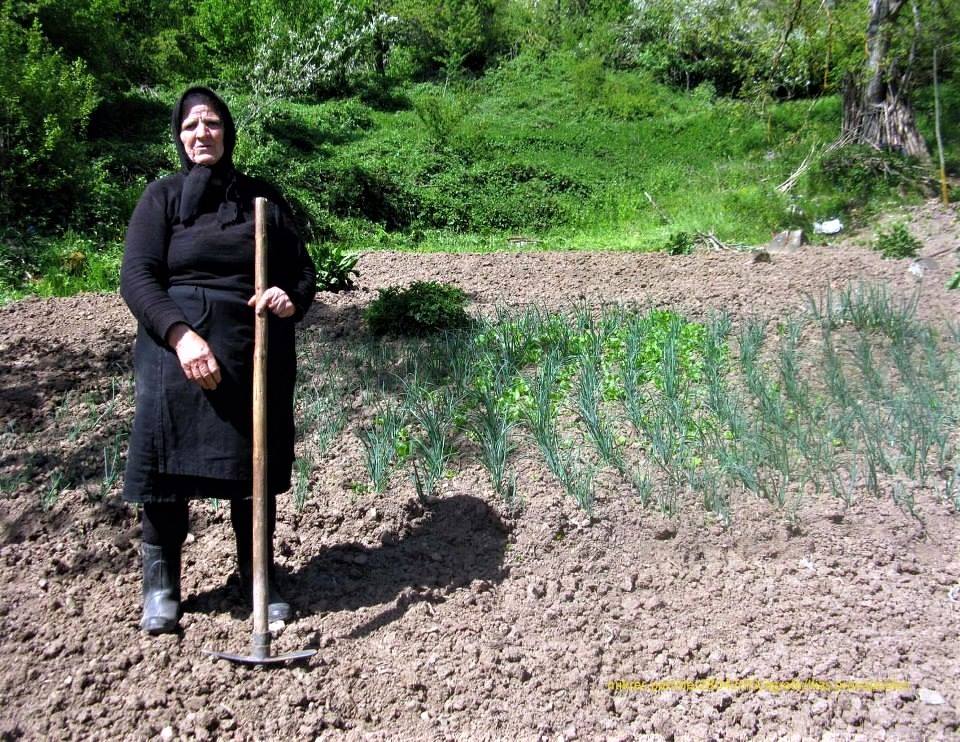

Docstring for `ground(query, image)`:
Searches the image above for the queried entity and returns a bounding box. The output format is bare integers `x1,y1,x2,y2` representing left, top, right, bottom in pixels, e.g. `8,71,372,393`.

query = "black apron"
123,284,295,503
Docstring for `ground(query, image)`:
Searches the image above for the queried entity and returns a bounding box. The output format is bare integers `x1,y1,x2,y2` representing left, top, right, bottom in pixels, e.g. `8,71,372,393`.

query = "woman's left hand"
248,286,295,318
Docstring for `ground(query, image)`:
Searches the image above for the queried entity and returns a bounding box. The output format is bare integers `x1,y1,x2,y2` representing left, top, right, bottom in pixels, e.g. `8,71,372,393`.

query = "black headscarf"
171,86,240,227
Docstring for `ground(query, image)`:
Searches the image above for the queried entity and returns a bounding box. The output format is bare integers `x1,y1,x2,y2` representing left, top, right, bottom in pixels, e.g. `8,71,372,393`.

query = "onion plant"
575,355,620,467
943,469,960,511
481,304,540,374
292,455,312,511
360,401,405,492
469,363,519,506
41,470,64,511
333,292,960,526
687,465,730,526
98,434,123,500
408,386,458,499
527,348,567,479
298,376,350,453
837,282,920,341
557,448,596,513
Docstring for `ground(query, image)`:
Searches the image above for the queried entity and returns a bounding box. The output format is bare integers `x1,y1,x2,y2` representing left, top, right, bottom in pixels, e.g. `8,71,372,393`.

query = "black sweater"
120,171,316,344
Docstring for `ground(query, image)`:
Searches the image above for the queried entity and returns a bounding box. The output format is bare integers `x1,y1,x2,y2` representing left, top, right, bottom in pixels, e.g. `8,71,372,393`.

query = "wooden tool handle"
252,197,269,644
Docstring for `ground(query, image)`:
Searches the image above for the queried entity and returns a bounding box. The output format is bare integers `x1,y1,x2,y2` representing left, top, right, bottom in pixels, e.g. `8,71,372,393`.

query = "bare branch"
771,0,805,74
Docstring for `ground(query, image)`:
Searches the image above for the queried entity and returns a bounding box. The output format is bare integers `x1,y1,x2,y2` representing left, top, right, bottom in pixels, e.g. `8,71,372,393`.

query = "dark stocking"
229,493,277,551
229,493,289,621
142,500,189,547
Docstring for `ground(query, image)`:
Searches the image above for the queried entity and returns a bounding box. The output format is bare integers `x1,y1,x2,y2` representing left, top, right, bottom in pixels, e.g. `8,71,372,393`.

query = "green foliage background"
0,0,956,298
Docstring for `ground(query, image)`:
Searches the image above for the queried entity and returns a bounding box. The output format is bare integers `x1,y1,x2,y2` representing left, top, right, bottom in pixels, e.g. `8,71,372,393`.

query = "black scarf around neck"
171,86,240,228
177,165,239,226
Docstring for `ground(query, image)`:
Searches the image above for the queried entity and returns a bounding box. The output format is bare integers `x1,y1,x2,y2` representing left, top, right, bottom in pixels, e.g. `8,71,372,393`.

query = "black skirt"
123,284,296,504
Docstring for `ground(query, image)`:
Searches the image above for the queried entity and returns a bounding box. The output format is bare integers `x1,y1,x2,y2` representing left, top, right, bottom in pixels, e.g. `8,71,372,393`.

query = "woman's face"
179,103,225,166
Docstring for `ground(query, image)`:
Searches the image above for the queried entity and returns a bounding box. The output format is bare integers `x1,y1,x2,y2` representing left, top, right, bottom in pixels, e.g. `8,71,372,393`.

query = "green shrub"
321,162,416,230
874,222,921,260
35,232,122,296
365,281,471,336
416,160,588,232
0,229,41,297
599,71,689,120
392,0,504,80
812,145,927,209
308,242,359,293
612,0,864,98
413,91,472,149
312,99,375,140
0,13,98,231
664,231,693,255
570,56,606,103
0,230,122,300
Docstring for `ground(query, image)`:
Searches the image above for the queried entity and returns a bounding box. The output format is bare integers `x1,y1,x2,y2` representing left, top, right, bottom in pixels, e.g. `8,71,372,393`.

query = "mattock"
204,197,316,666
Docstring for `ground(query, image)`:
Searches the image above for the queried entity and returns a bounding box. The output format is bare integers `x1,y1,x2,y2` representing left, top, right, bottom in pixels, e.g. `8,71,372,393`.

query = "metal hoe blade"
203,632,316,667
202,650,317,667
202,197,317,668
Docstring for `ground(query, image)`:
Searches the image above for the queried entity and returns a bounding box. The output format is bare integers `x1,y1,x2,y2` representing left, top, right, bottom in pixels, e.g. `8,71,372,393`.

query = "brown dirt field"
1,200,959,740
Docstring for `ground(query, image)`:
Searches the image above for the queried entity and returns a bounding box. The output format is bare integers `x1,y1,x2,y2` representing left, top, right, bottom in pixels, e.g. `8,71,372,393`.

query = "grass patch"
241,50,937,255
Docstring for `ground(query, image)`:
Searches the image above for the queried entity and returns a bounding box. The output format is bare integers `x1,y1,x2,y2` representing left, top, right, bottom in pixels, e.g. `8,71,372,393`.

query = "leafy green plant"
873,222,921,259
309,242,359,292
365,281,472,336
622,309,707,390
664,231,693,255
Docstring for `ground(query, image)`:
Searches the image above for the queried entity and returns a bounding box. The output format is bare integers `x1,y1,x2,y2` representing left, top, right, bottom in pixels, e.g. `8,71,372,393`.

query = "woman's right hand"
166,323,222,390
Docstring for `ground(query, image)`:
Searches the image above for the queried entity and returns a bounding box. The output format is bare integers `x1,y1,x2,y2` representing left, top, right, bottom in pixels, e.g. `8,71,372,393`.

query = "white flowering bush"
613,0,862,97
246,3,398,111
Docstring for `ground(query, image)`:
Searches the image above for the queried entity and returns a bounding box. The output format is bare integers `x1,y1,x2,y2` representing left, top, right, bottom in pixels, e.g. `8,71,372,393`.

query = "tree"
0,7,97,229
391,0,505,81
841,0,929,158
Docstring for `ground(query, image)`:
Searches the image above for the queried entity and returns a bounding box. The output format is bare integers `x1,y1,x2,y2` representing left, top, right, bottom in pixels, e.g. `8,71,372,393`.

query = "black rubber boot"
140,543,181,634
235,537,291,622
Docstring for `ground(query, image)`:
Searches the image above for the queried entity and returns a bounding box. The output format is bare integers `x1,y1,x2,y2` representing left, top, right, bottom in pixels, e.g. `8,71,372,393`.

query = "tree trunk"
841,0,929,159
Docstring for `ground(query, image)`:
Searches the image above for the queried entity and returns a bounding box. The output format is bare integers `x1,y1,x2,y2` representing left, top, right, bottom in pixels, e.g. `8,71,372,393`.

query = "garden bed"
1,200,958,739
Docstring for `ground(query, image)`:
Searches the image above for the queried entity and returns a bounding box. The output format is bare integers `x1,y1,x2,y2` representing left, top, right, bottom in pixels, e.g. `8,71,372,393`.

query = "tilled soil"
1,200,959,740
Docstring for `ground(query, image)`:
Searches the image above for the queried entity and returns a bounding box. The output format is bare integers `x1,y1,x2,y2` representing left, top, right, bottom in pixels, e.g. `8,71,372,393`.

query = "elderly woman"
120,86,316,634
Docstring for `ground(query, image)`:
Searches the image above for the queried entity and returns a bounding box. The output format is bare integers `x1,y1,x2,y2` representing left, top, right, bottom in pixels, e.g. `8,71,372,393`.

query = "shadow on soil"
185,495,511,637
0,330,132,428
299,299,365,338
